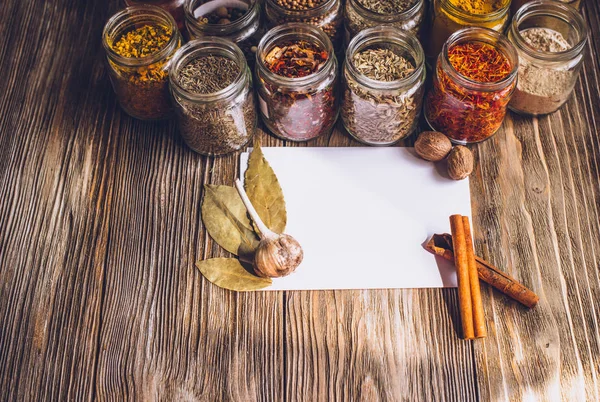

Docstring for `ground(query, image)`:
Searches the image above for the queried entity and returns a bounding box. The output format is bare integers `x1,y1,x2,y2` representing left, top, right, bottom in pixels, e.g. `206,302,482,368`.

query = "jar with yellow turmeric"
103,5,182,120
427,0,510,60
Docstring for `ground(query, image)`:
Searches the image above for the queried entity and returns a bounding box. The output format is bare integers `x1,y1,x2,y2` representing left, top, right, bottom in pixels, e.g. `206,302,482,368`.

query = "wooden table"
1,0,599,400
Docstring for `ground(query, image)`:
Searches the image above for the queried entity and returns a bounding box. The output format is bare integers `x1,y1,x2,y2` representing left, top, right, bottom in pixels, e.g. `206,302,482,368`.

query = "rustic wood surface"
0,0,599,400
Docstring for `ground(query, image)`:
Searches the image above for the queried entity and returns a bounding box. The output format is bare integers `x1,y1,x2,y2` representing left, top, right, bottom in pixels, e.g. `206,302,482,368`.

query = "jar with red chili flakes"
424,28,518,144
256,23,339,141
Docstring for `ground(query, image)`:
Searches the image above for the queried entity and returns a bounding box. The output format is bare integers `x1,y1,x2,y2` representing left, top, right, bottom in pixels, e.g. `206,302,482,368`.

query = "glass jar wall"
125,0,186,30
169,38,256,155
264,0,343,49
255,23,339,141
344,0,425,43
341,27,426,145
103,5,182,120
185,0,263,64
424,28,518,144
507,1,588,116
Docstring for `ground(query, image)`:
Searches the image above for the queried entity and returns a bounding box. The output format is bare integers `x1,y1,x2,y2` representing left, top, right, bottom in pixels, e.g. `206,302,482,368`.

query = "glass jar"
125,0,186,30
103,5,182,120
344,0,425,43
169,38,256,155
511,0,580,15
427,0,510,59
507,1,587,116
255,23,339,141
264,0,343,49
185,0,263,64
424,28,518,144
341,27,426,145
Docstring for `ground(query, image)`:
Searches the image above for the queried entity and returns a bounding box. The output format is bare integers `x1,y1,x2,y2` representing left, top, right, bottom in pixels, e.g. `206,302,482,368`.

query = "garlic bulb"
235,179,303,278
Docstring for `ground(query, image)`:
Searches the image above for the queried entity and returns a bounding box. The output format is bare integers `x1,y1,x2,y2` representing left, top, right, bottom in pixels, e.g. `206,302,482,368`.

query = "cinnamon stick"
425,234,539,308
449,215,475,340
462,217,487,338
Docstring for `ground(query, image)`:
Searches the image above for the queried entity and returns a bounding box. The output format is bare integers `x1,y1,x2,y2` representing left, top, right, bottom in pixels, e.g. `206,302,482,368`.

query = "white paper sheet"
240,147,471,290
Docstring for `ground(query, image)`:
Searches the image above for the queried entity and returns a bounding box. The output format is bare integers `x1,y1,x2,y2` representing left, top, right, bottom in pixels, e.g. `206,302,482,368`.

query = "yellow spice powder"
449,0,505,14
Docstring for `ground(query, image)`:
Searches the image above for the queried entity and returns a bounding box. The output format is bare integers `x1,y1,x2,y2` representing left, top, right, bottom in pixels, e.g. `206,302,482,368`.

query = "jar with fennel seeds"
344,0,425,43
427,0,510,60
185,0,263,65
264,0,343,50
341,27,425,145
256,23,338,141
103,5,182,120
507,1,588,116
169,38,256,155
424,28,518,144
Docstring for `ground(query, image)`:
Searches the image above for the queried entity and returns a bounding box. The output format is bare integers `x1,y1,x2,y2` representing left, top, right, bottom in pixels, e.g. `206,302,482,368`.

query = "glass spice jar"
344,0,425,43
185,0,263,64
169,38,256,156
103,5,182,120
511,0,581,15
264,0,343,49
341,27,426,145
124,0,186,30
424,28,518,144
507,1,588,116
427,0,510,60
255,23,339,141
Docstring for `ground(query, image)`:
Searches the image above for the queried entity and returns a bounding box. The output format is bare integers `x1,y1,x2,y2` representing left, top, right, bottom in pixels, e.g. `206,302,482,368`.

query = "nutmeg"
415,131,452,162
447,146,474,180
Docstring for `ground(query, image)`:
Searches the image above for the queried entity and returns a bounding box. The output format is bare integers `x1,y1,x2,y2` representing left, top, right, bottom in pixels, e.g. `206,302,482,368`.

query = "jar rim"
440,27,518,91
256,23,336,89
440,0,510,23
345,26,424,90
184,0,259,36
348,0,422,23
266,0,337,17
510,0,588,61
168,37,248,102
102,5,180,67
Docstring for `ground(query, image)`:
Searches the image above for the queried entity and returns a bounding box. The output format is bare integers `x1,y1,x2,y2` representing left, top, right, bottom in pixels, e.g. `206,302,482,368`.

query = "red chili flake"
264,40,329,78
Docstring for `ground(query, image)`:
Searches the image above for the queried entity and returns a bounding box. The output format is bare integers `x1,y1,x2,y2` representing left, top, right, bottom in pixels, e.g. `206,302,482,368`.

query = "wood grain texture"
0,0,599,400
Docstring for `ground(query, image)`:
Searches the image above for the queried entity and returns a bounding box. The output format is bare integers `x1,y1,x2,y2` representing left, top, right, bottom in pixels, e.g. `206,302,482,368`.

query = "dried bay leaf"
245,142,287,234
196,258,272,291
201,184,260,260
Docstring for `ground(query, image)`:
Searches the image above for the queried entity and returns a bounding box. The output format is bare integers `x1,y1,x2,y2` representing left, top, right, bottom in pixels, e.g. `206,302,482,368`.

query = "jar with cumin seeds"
341,27,426,145
103,5,182,120
427,0,510,60
344,0,425,43
424,28,518,144
185,0,263,65
256,23,339,141
169,38,256,155
507,1,588,116
264,0,343,50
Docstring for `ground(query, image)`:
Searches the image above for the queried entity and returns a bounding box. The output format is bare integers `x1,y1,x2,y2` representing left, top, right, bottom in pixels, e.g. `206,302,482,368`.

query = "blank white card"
240,147,471,290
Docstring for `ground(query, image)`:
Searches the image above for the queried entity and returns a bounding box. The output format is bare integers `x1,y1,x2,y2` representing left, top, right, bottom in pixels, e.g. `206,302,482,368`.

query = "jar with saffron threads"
427,0,510,60
169,38,256,156
256,23,339,141
344,0,425,43
185,0,263,65
264,0,343,50
103,5,182,120
424,28,518,144
507,1,587,116
341,27,426,145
